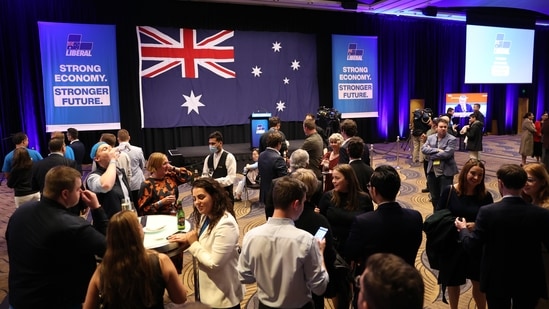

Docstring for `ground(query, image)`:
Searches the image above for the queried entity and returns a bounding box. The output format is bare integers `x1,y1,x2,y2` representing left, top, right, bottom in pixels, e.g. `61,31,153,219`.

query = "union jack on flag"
138,27,235,79
137,26,319,128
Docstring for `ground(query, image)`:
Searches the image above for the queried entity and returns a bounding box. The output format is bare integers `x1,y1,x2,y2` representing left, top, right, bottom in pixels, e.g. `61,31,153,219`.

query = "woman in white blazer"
168,178,243,309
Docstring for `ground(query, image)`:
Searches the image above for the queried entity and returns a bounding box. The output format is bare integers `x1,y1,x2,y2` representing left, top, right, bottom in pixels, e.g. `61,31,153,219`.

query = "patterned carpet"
0,134,529,308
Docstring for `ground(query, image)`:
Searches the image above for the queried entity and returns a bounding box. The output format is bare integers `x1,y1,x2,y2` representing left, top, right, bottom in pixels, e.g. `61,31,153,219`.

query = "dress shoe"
421,188,429,193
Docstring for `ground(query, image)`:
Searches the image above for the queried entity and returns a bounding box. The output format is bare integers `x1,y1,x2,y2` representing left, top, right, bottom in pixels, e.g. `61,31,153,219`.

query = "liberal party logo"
66,34,93,56
347,43,363,61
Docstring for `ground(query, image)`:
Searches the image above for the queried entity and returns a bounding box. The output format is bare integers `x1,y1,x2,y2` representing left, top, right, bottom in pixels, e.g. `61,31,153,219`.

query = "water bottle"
176,200,186,231
121,197,133,212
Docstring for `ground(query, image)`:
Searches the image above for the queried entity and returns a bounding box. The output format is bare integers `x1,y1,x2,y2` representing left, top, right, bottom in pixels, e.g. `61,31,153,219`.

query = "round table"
140,215,191,257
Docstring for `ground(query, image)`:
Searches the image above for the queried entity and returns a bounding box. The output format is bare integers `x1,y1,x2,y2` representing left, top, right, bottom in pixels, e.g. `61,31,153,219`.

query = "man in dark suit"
346,165,423,270
339,119,370,166
347,136,373,192
258,131,288,217
31,138,78,193
259,116,288,156
67,127,86,173
455,164,549,309
454,95,473,114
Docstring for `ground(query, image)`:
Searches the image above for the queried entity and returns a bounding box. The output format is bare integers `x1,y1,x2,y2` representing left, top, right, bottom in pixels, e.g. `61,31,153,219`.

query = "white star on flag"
251,66,262,77
291,60,301,70
181,90,205,114
272,41,282,52
283,77,290,84
276,100,286,112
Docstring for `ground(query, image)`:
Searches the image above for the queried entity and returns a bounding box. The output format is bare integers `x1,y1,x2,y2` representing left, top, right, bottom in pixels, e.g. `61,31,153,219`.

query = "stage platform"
170,140,305,173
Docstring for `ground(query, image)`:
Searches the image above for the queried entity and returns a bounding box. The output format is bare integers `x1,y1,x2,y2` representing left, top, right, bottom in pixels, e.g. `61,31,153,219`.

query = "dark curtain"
1,0,548,161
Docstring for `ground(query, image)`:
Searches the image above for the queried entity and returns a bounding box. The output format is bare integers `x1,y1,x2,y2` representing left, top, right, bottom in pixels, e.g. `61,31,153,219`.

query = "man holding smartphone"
238,176,329,309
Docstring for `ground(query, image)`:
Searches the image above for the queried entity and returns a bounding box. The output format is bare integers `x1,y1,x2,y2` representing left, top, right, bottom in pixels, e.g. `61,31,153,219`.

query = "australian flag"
137,26,319,128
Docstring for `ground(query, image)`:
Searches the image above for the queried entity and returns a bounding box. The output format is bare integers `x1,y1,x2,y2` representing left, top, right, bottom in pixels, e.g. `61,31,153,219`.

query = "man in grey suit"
455,164,549,309
421,117,458,211
258,131,288,217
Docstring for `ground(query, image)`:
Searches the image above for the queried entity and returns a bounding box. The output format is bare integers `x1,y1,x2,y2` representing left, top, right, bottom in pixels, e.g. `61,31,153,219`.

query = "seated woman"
168,178,243,309
138,152,192,216
83,210,187,309
235,148,259,201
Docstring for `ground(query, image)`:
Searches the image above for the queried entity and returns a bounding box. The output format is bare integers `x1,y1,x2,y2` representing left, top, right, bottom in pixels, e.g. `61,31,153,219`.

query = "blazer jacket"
31,153,78,192
345,201,423,269
459,196,549,297
421,133,458,177
258,148,288,205
349,159,374,192
188,212,244,308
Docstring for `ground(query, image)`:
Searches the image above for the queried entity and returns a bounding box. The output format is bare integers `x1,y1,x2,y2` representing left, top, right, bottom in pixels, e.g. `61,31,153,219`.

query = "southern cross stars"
291,60,301,70
276,100,286,112
252,66,262,77
272,41,282,52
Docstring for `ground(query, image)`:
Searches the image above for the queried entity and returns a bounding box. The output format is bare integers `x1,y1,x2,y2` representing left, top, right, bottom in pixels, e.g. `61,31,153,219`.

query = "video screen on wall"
445,93,488,125
464,11,535,84
464,25,534,84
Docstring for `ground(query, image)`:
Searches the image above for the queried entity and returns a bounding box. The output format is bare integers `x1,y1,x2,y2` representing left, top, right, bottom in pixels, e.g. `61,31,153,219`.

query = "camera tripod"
401,129,413,152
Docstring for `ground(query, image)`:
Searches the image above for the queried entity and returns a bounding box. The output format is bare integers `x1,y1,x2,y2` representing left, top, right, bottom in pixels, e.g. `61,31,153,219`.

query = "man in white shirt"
203,131,237,203
238,176,328,309
117,129,146,203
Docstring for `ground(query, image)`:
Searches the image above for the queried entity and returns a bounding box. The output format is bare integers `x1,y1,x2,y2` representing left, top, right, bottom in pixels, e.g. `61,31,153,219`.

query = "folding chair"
243,175,260,208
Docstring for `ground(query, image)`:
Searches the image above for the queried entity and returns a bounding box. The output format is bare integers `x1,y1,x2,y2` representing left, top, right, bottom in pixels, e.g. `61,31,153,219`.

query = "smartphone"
314,227,328,240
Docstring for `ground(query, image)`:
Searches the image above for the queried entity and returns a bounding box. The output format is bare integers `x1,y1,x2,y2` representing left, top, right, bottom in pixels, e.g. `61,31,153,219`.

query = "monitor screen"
445,93,488,127
250,112,271,149
464,24,534,84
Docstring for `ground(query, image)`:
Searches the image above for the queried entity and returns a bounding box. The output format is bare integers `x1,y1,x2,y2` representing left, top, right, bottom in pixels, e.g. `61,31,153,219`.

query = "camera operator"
411,108,431,164
306,113,329,152
313,107,341,152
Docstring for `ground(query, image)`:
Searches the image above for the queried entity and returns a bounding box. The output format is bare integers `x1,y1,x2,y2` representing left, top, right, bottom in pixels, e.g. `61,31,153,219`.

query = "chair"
243,175,261,208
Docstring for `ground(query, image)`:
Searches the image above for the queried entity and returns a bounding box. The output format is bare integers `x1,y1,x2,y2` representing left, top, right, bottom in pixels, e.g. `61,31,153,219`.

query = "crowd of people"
4,109,549,309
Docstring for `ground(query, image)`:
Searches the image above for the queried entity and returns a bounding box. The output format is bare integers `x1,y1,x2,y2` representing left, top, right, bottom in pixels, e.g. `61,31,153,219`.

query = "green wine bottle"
176,200,186,231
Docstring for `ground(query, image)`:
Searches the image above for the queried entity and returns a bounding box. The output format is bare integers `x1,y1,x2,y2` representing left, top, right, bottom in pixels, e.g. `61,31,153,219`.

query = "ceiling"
185,0,549,24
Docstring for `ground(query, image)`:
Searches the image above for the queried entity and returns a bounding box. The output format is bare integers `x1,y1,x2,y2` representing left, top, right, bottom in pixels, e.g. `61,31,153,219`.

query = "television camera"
412,108,433,124
316,106,341,137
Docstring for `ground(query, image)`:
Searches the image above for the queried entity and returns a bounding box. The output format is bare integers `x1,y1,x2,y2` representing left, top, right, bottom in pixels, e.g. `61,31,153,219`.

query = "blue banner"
38,22,120,132
331,35,378,118
137,27,319,128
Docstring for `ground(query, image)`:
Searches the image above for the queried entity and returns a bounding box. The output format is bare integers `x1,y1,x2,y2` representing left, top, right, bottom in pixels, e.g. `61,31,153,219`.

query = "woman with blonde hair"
522,162,549,208
521,163,549,309
138,152,192,216
321,133,344,192
84,210,187,309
